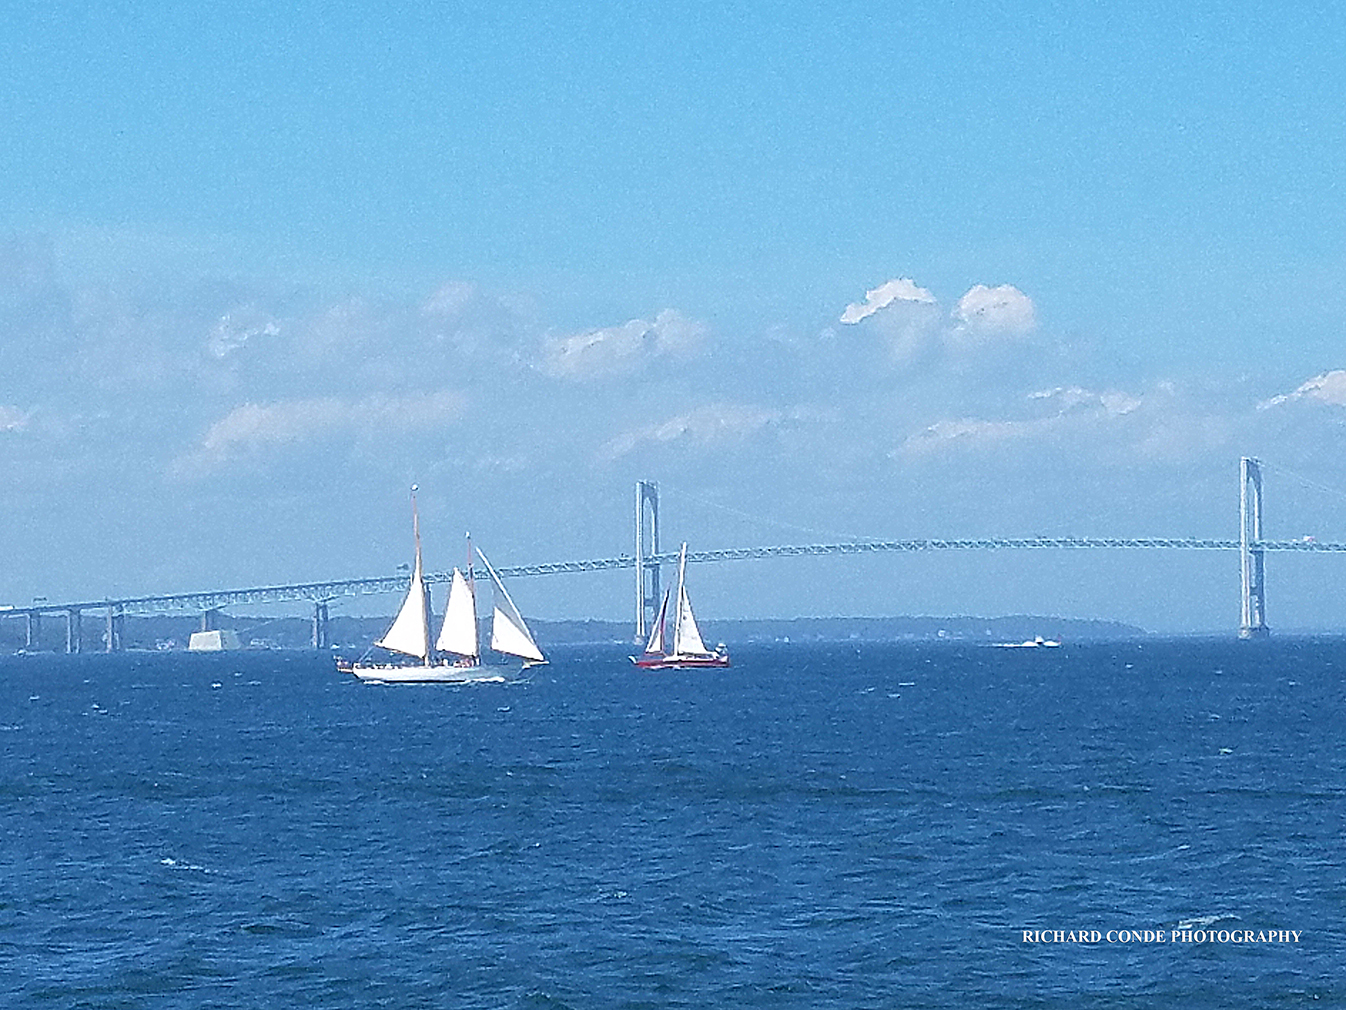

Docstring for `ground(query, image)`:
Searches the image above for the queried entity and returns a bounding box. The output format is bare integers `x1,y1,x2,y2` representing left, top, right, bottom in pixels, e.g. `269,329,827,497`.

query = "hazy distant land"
1,613,1147,654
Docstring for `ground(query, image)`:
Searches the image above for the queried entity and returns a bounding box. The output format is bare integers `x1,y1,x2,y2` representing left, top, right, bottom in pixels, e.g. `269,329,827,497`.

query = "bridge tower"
634,480,661,642
1240,456,1269,639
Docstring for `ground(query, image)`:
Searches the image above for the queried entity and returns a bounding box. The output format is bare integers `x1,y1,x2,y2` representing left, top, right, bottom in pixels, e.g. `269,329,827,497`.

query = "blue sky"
3,1,1346,631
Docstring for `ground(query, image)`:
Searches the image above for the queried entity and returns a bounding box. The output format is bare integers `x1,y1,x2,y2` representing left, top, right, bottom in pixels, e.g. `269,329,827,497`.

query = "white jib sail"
672,543,711,656
377,560,429,659
477,549,545,663
643,587,670,654
435,567,479,659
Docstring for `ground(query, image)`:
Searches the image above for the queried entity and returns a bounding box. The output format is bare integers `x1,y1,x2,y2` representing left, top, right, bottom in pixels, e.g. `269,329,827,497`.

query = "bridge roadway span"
13,536,1346,618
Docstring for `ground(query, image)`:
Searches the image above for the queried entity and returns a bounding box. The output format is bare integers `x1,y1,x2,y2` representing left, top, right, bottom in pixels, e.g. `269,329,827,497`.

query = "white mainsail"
672,542,712,656
375,488,430,661
435,567,479,659
477,549,546,664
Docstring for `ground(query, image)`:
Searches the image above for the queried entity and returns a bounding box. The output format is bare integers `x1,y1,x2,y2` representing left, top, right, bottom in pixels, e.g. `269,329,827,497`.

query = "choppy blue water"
2,638,1343,1007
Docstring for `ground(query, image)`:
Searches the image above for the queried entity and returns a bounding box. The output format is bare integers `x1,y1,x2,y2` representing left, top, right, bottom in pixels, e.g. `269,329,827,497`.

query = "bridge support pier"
105,606,123,652
312,601,330,650
1240,456,1269,639
634,480,661,642
66,609,81,654
25,613,37,651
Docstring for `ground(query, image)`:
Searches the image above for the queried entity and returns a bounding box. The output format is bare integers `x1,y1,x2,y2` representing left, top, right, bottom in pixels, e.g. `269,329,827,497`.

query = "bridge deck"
4,537,1342,617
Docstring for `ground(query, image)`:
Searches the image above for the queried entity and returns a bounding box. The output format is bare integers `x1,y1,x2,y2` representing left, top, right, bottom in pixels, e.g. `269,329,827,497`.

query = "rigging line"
1259,462,1346,507
659,482,878,544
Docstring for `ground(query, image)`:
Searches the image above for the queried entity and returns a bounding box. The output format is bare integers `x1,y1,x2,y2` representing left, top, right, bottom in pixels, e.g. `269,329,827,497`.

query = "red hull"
630,652,731,670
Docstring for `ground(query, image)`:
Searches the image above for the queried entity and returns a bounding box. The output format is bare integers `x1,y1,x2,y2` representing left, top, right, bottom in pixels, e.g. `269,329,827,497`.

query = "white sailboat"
344,489,545,683
993,635,1061,649
630,542,730,670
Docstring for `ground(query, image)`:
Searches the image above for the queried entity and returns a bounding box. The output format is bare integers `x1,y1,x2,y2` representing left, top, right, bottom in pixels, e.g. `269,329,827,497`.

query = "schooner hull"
349,663,507,684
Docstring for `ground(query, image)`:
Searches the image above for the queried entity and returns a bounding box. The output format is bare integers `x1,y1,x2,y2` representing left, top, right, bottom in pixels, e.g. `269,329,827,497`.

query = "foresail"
377,572,429,659
491,603,545,662
643,588,670,654
673,583,711,656
435,567,478,658
478,549,546,663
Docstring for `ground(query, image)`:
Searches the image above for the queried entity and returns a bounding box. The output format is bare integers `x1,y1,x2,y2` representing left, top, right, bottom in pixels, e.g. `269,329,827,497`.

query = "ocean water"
1,638,1342,1008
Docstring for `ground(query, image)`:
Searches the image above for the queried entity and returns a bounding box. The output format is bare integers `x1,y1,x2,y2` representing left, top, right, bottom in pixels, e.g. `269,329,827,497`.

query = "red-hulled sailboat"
631,542,730,670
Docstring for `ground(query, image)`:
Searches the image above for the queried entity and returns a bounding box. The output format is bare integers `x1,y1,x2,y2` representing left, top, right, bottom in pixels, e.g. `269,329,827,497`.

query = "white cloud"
836,277,942,364
1259,370,1346,409
543,309,707,380
836,278,1035,366
421,281,477,318
1029,386,1142,417
0,406,32,433
900,417,1037,454
181,389,467,472
839,278,936,324
207,311,280,359
599,403,781,461
948,284,1036,345
898,384,1145,457
200,399,347,453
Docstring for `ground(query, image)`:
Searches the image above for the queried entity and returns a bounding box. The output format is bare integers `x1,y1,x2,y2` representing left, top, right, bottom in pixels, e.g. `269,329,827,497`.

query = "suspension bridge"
0,458,1328,652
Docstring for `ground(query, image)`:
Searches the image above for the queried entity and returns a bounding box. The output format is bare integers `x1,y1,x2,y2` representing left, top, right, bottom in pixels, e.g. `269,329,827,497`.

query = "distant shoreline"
2,612,1149,653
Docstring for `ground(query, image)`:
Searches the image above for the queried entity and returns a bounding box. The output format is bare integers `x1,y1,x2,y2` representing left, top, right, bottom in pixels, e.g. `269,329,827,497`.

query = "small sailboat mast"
672,542,712,657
